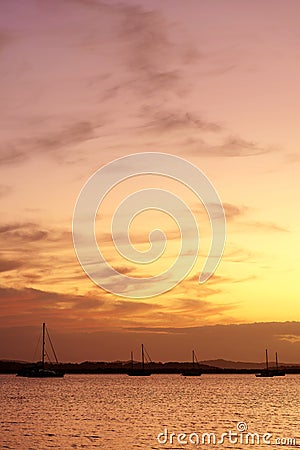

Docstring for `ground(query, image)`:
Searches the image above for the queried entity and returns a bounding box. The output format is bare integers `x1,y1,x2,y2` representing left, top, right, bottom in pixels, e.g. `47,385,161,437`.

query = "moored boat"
273,352,286,377
255,349,274,378
16,323,64,378
181,350,202,377
127,344,152,376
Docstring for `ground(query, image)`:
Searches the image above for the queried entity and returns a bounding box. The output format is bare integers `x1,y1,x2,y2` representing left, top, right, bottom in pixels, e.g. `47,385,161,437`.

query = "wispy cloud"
245,220,288,233
117,4,193,97
0,121,98,166
0,220,77,292
0,146,27,166
223,202,247,220
139,108,221,134
185,135,275,158
213,136,274,157
277,334,300,344
0,0,278,169
0,222,50,243
0,221,72,244
206,201,288,233
0,285,164,329
0,259,23,273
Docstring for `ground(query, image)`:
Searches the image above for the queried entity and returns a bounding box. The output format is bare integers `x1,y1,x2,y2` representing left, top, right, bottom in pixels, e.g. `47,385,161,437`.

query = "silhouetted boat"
127,344,151,376
181,350,202,377
16,323,64,378
255,349,274,377
273,352,285,376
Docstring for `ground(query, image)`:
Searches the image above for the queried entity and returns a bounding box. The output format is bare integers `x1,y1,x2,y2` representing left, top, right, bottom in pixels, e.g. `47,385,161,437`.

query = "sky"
0,0,300,362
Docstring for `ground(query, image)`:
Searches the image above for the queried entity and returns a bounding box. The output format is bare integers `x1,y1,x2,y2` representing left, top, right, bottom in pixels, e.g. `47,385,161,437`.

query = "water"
1,374,299,449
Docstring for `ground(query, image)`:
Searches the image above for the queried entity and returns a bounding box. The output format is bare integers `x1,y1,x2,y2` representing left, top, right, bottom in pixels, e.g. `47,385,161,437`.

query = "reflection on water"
0,374,299,449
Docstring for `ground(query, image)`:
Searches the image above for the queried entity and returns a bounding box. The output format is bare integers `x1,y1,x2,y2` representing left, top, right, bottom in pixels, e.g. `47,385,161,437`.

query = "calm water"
0,374,299,449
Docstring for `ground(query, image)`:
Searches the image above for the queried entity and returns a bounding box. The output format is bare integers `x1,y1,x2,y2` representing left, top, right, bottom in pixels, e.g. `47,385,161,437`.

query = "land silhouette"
1,358,300,375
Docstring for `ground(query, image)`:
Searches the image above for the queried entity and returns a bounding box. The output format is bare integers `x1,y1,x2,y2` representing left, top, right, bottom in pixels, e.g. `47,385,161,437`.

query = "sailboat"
181,350,202,377
16,323,64,378
255,349,274,378
273,352,286,377
127,344,152,376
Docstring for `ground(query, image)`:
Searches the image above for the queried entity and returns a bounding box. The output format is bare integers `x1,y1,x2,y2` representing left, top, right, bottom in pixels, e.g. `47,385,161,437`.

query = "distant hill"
1,358,300,374
202,359,289,369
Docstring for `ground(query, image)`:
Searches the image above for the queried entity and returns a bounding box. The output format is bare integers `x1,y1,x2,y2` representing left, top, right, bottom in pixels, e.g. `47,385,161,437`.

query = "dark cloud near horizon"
1,320,299,363
0,285,162,328
123,321,300,362
0,282,235,335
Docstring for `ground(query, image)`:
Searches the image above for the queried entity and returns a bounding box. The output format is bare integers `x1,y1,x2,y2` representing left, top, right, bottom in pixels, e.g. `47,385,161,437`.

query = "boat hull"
181,371,202,377
17,368,64,378
255,371,274,378
127,370,151,376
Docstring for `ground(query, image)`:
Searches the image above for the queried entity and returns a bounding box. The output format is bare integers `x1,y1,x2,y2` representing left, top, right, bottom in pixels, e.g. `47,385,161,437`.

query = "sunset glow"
1,0,299,363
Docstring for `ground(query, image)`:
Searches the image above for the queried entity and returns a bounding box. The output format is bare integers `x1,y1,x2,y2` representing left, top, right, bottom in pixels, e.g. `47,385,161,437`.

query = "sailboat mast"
265,349,269,371
42,322,45,369
131,351,134,371
141,344,145,371
276,352,278,370
192,350,195,369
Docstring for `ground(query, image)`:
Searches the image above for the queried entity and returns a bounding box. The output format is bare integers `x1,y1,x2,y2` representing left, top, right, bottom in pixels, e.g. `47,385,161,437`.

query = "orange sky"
0,0,299,362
